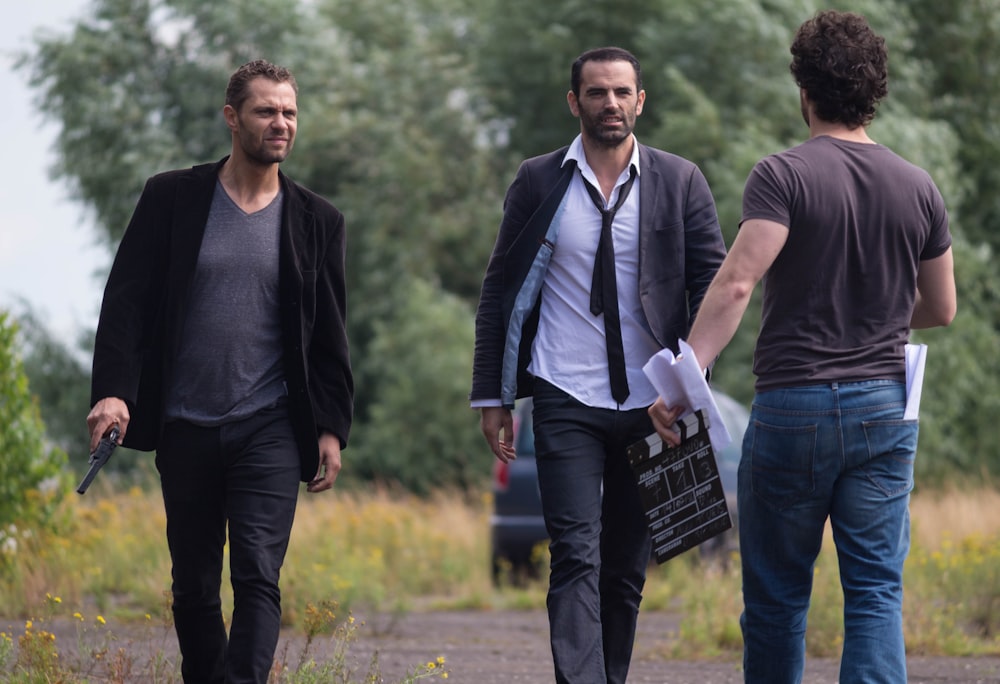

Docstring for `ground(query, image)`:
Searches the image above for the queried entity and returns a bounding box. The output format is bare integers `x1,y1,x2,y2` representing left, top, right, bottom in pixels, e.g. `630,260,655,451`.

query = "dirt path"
333,609,1000,683
27,609,1000,682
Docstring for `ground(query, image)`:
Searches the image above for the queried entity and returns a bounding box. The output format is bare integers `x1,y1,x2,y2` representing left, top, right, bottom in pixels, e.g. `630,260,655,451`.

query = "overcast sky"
1,0,107,342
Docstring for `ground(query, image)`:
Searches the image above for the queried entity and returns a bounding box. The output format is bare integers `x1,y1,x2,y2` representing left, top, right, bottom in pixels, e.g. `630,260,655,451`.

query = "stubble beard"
242,136,293,166
582,108,635,149
236,113,293,166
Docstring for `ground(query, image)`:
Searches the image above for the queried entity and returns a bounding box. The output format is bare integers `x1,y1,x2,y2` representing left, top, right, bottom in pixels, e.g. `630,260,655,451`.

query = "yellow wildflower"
96,615,106,625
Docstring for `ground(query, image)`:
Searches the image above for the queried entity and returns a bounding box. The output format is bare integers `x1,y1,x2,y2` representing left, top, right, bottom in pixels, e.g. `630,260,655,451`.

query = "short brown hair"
225,59,298,112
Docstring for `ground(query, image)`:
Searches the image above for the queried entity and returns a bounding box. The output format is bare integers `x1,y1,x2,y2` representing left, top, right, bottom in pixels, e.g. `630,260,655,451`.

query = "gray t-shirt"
742,135,952,392
165,182,287,424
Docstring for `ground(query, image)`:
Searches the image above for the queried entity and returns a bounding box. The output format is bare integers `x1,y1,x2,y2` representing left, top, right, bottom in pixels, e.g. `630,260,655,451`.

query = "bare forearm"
687,218,787,368
687,278,754,370
910,249,957,329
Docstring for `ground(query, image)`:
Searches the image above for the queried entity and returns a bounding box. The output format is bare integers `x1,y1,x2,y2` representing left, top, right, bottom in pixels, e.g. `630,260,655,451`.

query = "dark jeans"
156,398,301,684
532,380,653,684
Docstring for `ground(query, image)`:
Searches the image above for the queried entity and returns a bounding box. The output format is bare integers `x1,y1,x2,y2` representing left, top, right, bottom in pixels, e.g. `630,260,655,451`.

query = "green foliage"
349,280,483,494
911,237,1000,484
15,0,1000,490
474,0,667,158
905,532,1000,654
906,0,1000,251
0,312,71,557
18,0,315,245
12,306,91,469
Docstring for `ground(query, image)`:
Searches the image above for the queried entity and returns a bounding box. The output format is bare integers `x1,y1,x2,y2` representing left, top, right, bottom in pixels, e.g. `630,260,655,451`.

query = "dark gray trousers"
532,380,653,684
156,398,300,684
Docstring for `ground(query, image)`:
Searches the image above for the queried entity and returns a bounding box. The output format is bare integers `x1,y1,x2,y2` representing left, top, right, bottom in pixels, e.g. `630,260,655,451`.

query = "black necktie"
583,167,636,404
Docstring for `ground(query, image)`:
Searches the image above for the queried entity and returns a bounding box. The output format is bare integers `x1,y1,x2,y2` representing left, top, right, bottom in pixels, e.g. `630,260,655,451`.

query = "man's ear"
222,104,238,132
567,90,580,117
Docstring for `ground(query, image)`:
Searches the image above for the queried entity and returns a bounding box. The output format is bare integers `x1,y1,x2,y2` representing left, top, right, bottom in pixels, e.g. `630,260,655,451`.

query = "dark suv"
489,390,750,580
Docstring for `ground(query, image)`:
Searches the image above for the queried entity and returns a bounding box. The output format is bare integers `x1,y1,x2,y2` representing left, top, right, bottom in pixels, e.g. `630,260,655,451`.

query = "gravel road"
306,609,1000,683
30,609,1000,683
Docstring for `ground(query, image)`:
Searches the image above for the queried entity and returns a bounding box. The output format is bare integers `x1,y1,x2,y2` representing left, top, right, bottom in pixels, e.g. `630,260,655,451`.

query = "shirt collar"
562,134,641,179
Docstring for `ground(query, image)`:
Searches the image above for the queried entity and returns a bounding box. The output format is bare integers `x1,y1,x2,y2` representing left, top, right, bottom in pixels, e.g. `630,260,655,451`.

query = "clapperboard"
626,410,732,564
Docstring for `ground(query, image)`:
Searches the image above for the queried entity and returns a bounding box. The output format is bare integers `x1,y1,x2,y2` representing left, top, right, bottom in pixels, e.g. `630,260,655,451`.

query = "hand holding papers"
642,340,732,453
624,339,735,563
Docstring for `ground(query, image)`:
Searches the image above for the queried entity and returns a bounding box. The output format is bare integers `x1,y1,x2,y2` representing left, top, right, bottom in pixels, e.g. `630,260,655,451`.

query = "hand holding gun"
76,426,121,495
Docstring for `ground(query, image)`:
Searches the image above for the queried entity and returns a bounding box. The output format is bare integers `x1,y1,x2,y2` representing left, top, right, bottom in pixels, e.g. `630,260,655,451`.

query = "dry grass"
911,486,1000,549
1,482,998,669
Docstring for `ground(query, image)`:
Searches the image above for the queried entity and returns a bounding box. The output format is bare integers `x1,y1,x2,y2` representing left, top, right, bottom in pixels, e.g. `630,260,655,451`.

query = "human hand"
648,396,686,448
308,432,342,493
480,406,516,463
86,397,130,452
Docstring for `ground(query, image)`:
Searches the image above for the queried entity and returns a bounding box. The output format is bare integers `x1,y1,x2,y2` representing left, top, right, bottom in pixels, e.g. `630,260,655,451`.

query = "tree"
906,0,1000,252
474,0,608,158
13,305,91,469
19,0,500,491
348,279,483,494
911,237,1000,484
0,311,71,557
17,0,1000,490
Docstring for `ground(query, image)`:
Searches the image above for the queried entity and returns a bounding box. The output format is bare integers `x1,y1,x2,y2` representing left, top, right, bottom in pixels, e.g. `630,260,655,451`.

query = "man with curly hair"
649,11,956,683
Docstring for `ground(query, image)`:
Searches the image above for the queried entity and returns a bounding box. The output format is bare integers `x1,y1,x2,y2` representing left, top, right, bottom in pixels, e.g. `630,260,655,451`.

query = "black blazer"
471,143,726,405
91,158,353,481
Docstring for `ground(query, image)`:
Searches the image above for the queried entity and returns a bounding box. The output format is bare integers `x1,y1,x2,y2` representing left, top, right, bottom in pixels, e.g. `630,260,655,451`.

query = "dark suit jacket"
470,143,726,405
91,158,353,481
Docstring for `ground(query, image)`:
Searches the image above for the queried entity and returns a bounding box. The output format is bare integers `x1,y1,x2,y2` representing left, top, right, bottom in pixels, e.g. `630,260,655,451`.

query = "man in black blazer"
86,60,353,684
471,47,726,683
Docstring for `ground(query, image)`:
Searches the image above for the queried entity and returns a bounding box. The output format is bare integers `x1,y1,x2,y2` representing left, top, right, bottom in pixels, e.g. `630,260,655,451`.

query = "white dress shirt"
526,135,660,410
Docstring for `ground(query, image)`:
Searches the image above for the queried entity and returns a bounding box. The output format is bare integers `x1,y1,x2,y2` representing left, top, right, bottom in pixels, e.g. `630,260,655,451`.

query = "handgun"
76,426,121,495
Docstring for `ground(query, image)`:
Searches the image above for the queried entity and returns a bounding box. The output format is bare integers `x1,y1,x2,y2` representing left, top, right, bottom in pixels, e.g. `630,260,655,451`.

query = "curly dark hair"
570,47,642,98
225,59,298,112
790,10,888,129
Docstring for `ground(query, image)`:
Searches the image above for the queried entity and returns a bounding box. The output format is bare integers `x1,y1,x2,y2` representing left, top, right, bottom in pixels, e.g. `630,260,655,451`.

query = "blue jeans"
156,397,301,684
532,380,653,684
738,381,916,684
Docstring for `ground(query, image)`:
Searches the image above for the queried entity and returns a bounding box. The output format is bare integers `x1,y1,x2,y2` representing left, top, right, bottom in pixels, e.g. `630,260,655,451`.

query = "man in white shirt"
470,47,726,683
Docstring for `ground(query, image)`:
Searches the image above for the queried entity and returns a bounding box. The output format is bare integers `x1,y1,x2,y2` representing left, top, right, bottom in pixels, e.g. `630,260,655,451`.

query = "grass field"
1,482,998,681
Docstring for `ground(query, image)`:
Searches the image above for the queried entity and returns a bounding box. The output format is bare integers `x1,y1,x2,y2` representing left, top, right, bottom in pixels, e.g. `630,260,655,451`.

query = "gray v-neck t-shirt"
165,182,287,425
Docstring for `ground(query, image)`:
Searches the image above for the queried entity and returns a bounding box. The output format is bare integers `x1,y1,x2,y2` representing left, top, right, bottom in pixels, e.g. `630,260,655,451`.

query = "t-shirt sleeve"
919,180,952,260
740,156,792,229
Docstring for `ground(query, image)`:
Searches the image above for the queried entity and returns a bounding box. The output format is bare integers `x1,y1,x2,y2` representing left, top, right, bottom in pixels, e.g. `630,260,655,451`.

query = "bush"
0,311,71,569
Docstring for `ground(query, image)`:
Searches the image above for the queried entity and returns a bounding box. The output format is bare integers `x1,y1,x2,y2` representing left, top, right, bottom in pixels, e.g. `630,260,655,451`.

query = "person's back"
647,10,956,684
746,135,951,390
